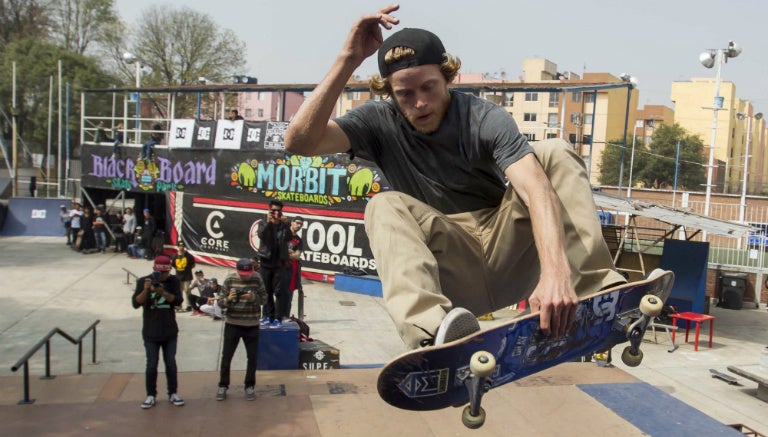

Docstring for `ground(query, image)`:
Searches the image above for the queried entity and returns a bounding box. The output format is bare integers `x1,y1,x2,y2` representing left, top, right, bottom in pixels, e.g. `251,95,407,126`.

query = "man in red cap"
285,5,626,349
215,258,267,401
131,255,184,409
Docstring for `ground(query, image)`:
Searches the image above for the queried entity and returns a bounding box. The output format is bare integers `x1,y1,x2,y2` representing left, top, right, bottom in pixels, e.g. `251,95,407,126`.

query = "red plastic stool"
670,312,715,351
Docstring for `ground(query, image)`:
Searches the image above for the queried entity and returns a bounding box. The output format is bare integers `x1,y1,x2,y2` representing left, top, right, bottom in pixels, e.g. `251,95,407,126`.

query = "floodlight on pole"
616,73,637,196
700,41,742,226
122,52,152,143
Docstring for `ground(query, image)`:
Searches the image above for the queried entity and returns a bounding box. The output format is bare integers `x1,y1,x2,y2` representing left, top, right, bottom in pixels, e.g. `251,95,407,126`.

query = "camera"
235,288,250,296
151,271,162,287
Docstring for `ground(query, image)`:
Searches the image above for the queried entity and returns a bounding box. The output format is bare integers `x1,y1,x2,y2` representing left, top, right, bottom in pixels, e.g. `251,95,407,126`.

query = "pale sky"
114,0,768,111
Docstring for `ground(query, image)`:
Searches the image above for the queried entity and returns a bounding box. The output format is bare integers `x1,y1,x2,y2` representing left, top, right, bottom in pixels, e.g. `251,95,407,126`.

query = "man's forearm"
285,55,358,155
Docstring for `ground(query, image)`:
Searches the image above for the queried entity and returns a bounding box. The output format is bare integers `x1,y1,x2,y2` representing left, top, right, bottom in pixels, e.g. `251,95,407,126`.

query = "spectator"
141,209,156,260
111,210,126,252
229,109,244,121
69,203,83,250
79,207,96,253
139,123,164,160
60,205,71,245
215,258,267,401
95,121,108,143
188,270,223,319
282,216,304,320
257,200,291,328
171,242,196,312
127,227,145,259
93,207,108,254
104,122,124,159
123,207,137,247
131,255,184,409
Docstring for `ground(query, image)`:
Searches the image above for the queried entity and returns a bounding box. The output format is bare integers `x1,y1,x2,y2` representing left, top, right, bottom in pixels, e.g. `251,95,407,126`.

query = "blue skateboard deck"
377,270,675,412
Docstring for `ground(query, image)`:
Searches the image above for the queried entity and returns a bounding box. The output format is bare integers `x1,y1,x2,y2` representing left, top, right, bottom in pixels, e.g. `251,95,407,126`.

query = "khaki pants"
364,139,625,349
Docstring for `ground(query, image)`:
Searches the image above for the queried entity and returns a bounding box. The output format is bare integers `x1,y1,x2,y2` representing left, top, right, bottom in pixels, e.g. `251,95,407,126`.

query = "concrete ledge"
334,274,382,297
728,365,768,402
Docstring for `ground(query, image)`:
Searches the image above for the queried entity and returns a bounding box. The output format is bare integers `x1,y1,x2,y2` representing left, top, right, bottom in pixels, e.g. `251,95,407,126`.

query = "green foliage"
598,123,706,190
637,123,706,190
0,38,117,154
598,137,649,187
48,0,119,54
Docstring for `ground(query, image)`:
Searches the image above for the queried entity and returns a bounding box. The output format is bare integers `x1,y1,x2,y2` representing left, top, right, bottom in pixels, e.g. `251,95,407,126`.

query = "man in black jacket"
257,200,290,327
131,256,184,409
141,209,156,260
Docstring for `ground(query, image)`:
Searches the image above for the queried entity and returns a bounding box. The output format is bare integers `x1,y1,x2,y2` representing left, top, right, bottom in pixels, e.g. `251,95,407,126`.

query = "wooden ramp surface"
0,363,739,437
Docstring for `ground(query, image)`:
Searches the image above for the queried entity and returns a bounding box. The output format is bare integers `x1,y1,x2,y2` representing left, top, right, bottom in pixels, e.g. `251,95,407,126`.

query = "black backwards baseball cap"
378,28,447,78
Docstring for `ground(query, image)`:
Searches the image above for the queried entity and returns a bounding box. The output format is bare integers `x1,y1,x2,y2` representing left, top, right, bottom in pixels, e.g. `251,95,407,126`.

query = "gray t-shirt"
335,91,533,214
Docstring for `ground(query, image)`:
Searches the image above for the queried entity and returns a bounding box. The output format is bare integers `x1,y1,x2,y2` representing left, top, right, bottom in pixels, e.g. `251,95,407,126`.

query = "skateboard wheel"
621,346,643,367
639,295,663,317
462,405,486,429
470,351,496,377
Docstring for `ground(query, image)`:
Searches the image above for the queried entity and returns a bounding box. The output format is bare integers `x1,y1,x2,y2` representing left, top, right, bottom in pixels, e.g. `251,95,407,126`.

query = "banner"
80,127,390,274
214,120,244,149
168,119,195,148
180,196,376,276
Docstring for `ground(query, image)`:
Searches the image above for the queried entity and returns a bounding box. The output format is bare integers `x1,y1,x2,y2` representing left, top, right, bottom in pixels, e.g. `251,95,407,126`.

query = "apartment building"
671,79,768,195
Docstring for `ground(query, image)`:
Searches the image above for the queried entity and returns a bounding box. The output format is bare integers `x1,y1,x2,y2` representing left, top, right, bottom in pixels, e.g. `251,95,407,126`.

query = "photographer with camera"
215,258,267,401
131,256,185,409
257,200,291,328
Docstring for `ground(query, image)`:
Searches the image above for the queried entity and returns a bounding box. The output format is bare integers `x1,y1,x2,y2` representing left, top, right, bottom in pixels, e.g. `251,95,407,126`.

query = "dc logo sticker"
197,127,211,141
223,128,235,141
246,128,261,143
592,290,620,322
175,127,187,139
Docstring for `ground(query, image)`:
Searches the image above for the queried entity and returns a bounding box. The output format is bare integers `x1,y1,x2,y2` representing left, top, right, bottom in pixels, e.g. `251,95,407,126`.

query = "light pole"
617,73,637,196
699,41,742,219
736,111,762,223
122,52,152,144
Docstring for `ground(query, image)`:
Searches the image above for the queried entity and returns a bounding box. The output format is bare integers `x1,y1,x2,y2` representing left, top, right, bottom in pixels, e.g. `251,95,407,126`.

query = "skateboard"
709,369,739,385
377,270,675,429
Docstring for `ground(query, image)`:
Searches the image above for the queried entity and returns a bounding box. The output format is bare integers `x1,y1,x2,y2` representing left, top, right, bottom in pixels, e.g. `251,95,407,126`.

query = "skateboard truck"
620,295,663,367
460,351,496,429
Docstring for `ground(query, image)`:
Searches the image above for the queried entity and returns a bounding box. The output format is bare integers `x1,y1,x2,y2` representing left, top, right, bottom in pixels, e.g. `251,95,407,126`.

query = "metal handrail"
122,267,138,284
10,320,100,404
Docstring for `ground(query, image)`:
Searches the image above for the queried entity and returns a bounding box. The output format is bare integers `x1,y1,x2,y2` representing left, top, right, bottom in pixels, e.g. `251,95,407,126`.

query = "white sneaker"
216,386,227,401
433,307,481,346
245,386,256,401
169,393,185,406
140,395,156,409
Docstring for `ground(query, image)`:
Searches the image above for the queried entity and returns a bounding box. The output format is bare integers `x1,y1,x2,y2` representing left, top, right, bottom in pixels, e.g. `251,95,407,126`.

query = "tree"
637,123,706,190
0,38,117,156
598,137,649,188
0,0,49,48
124,5,245,86
48,0,119,54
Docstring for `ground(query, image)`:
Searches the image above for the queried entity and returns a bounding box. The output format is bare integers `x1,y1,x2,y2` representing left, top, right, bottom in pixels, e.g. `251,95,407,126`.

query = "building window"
549,93,559,108
569,133,577,144
524,113,537,122
245,108,252,117
582,134,592,145
547,113,559,126
584,114,593,125
525,92,538,102
257,108,264,118
504,93,514,106
523,133,536,141
257,92,265,101
584,93,595,104
546,133,557,139
570,113,581,125
572,92,581,102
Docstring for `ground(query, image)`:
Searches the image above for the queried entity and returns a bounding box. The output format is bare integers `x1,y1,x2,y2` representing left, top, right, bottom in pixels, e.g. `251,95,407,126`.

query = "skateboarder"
285,5,626,349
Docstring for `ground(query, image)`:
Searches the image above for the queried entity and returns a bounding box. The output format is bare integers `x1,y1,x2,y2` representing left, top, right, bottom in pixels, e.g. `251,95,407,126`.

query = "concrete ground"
1,236,767,435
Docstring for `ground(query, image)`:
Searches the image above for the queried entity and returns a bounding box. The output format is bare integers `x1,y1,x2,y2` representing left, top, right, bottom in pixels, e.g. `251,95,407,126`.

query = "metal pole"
627,132,637,198
617,84,632,196
135,62,141,144
704,49,724,219
57,60,62,198
47,76,53,197
65,84,71,197
739,115,752,223
11,62,18,197
673,140,681,206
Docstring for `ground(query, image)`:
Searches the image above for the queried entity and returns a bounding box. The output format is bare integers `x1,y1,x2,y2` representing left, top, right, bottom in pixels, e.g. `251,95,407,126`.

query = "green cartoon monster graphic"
348,167,374,197
238,162,256,188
